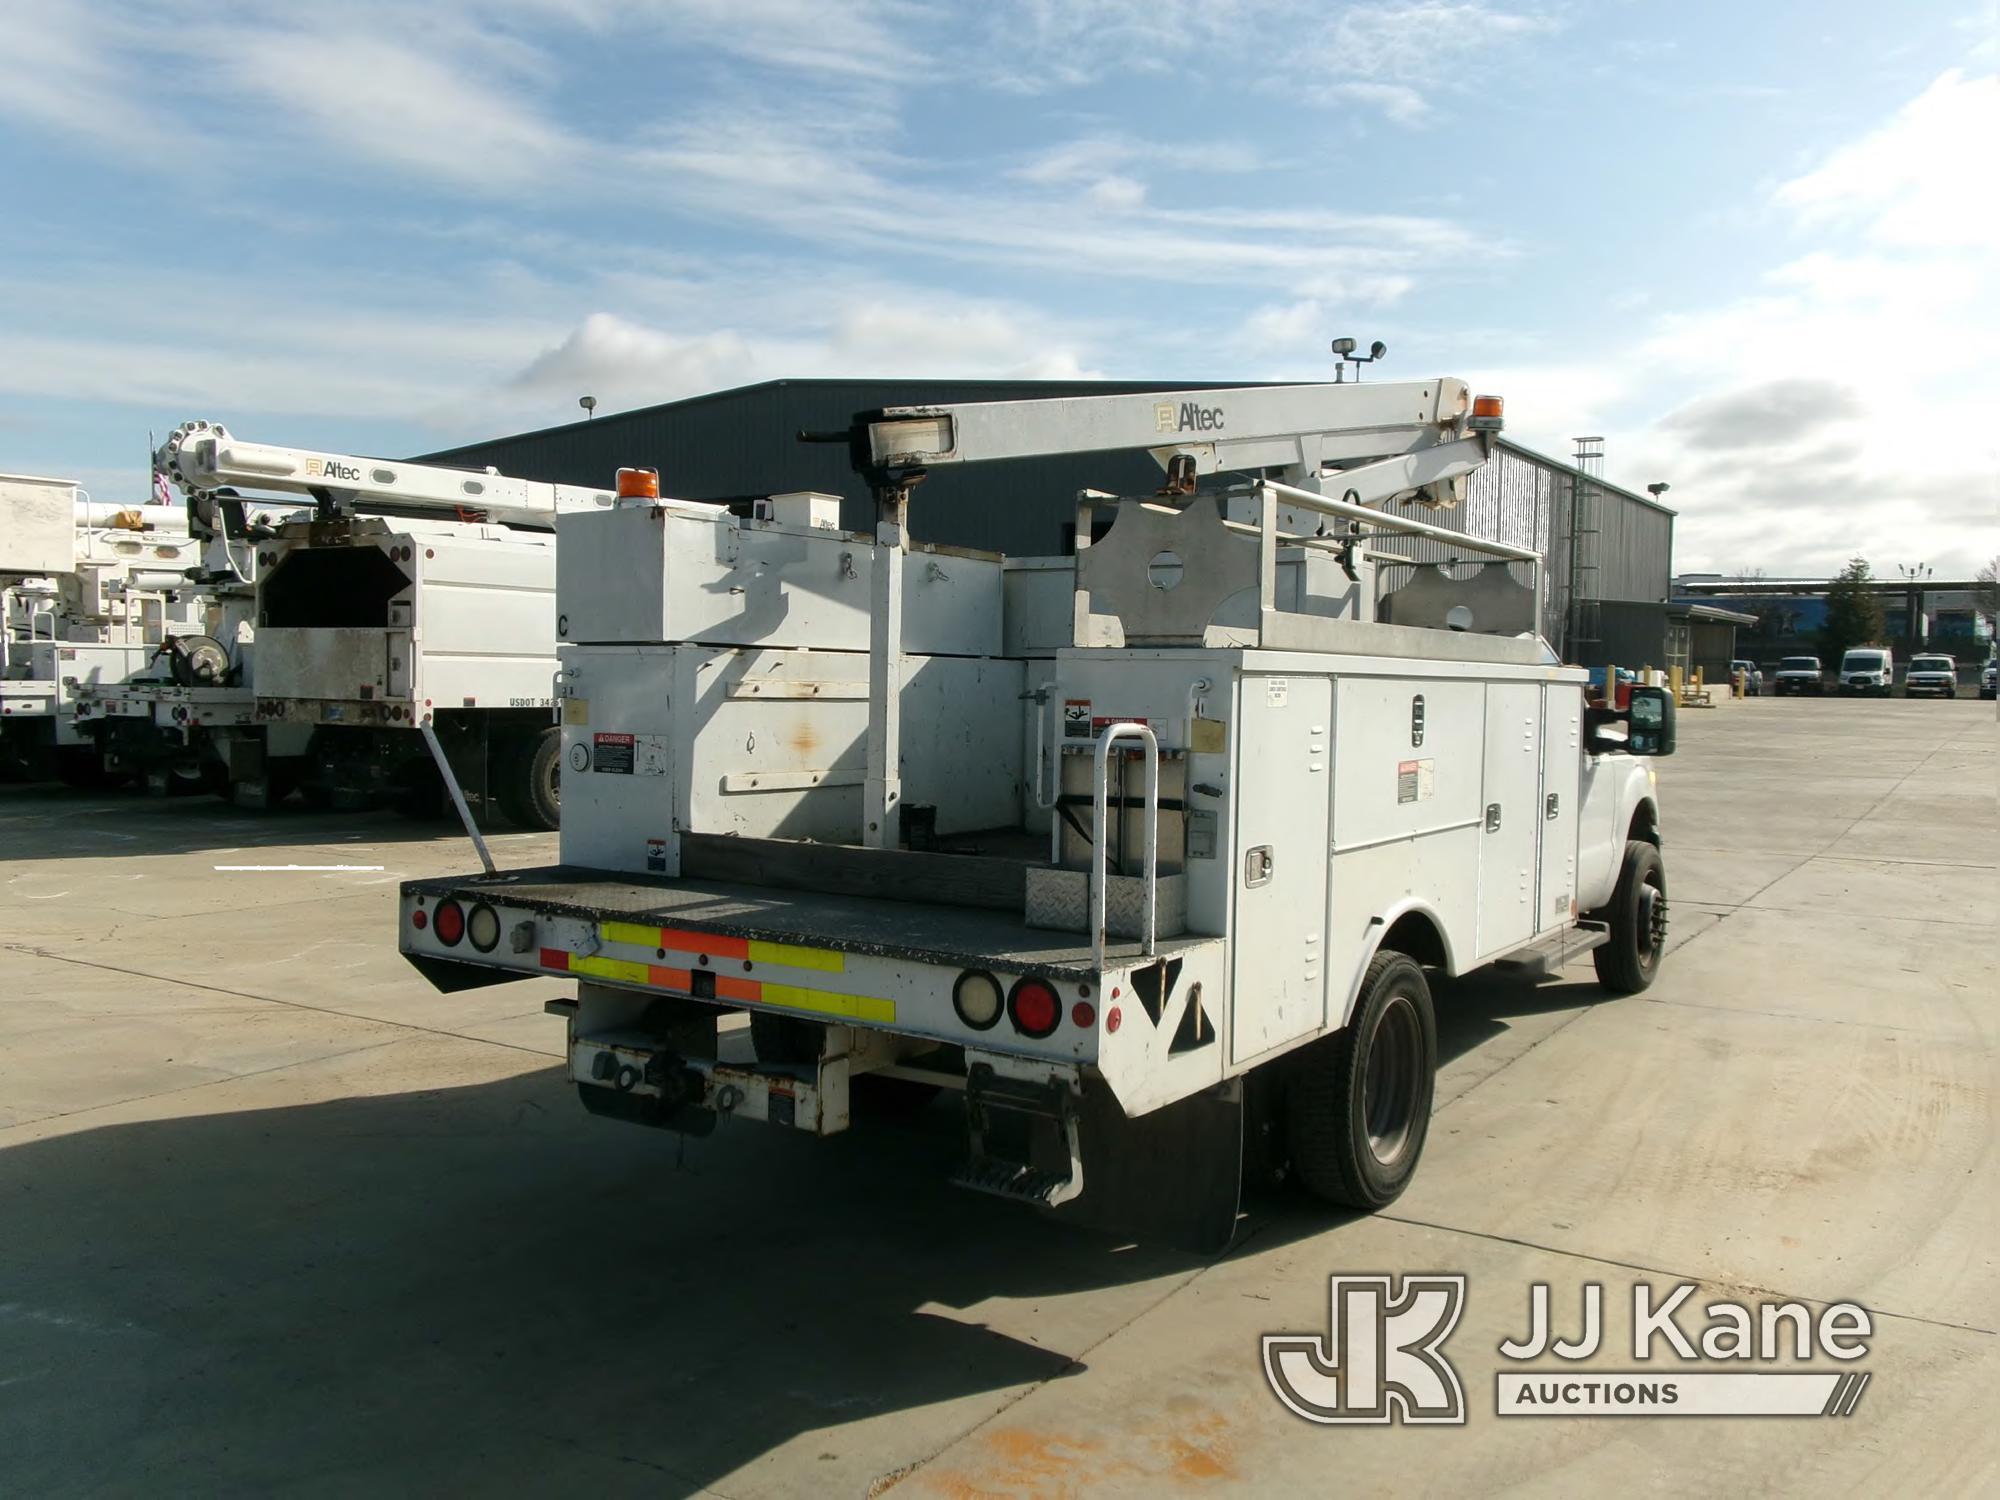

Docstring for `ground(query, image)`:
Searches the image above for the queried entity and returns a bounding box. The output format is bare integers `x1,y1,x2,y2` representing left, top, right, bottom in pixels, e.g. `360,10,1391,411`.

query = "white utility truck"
1,474,212,784
130,423,629,822
397,379,1676,1250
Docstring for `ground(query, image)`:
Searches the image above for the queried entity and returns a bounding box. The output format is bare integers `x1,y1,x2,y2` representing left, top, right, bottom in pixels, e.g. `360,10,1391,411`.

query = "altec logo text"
1154,400,1226,433
304,457,363,482
1263,1276,1875,1424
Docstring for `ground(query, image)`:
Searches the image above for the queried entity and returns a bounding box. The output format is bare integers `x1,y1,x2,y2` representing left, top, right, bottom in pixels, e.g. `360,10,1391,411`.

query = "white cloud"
0,0,181,155
1324,2,1553,78
508,293,1106,414
213,25,575,188
1618,72,2000,577
984,1,1557,123
1322,82,1431,126
1775,69,1999,251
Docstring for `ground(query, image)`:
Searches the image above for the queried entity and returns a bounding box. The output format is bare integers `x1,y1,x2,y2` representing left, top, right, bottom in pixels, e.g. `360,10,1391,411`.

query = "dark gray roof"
415,376,1675,558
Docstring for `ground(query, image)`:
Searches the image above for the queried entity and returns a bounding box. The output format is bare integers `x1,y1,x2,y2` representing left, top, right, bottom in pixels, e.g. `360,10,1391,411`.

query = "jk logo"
1262,1274,1467,1424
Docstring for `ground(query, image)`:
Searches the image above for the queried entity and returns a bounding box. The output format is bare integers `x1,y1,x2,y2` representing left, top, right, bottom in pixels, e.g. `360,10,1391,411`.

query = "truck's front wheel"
1592,840,1667,994
1286,951,1436,1210
498,726,561,830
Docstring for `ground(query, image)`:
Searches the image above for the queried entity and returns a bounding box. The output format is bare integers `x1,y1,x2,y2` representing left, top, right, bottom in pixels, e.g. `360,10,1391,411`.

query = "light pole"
579,395,597,421
1896,563,1932,651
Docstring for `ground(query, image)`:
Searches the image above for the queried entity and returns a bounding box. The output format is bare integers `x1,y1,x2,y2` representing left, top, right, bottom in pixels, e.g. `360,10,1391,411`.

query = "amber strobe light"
615,467,660,499
1468,394,1505,432
433,899,466,947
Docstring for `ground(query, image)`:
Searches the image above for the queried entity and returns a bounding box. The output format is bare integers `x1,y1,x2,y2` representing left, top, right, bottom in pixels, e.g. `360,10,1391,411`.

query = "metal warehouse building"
420,378,1677,666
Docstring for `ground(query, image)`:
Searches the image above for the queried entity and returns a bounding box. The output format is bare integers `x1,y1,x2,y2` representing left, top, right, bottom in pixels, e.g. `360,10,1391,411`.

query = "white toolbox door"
1477,682,1542,958
1538,684,1582,931
1230,672,1332,1066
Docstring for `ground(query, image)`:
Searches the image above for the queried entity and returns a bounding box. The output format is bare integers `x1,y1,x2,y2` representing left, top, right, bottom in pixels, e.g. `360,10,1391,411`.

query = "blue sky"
1,0,1994,576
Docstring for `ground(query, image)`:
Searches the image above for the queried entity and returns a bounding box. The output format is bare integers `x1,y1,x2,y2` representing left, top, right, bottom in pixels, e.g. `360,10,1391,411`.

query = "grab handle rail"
1090,721,1159,970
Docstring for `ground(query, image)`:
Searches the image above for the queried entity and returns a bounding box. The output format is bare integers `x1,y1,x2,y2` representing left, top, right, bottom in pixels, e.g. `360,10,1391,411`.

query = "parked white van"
1839,647,1894,696
1904,654,1958,698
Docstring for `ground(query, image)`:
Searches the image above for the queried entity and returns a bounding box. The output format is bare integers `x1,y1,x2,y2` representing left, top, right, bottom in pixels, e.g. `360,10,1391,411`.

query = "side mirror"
1624,684,1676,755
1585,684,1676,757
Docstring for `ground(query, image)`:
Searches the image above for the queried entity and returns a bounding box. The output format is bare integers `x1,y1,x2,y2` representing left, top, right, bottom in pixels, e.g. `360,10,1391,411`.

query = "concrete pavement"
2,698,1993,1496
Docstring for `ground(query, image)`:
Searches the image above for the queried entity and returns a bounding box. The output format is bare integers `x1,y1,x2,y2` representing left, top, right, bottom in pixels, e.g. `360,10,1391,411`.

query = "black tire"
497,726,561,830
1592,840,1667,995
1286,951,1436,1210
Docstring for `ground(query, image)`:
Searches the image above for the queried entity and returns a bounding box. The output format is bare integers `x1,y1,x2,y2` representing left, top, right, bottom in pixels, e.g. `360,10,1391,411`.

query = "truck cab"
1839,647,1893,696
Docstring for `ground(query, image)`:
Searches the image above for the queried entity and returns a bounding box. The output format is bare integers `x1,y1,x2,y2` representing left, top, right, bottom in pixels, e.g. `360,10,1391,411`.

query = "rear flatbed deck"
403,863,1213,979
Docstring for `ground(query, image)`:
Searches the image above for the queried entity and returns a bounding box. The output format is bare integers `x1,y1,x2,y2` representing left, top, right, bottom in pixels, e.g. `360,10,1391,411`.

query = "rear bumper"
397,867,1231,1119
0,685,56,719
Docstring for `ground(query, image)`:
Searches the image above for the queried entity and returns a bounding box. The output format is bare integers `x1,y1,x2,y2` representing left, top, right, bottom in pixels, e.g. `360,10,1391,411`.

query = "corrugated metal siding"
421,382,1675,644
1374,441,1673,644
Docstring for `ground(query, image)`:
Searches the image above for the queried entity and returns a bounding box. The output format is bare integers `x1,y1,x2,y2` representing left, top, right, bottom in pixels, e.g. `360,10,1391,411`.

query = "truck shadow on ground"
0,783,542,863
0,969,1613,1496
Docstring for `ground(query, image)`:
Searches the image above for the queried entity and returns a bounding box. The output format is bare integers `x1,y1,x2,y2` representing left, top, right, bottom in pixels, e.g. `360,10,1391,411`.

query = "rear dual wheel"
496,726,561,830
1286,951,1436,1210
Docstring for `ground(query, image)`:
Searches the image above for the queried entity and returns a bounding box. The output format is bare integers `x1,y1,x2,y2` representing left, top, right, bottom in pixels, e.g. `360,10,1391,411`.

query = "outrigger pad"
1052,1080,1243,1256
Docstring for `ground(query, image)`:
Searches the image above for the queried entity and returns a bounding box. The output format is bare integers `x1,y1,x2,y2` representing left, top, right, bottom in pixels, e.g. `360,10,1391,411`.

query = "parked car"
1773,656,1825,695
1839,647,1894,695
1981,660,1997,700
1904,654,1958,698
1730,659,1763,695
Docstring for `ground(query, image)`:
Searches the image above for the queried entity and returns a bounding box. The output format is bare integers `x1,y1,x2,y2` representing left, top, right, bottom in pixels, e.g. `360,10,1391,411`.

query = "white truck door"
1230,672,1332,1066
1477,682,1541,957
1538,684,1582,933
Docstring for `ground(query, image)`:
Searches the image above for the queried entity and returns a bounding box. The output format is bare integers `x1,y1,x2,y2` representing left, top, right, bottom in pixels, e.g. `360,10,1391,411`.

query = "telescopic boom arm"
155,421,619,531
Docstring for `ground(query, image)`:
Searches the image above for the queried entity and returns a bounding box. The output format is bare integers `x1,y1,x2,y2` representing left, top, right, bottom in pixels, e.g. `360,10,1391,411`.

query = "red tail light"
433,899,465,946
1008,978,1060,1039
410,908,427,930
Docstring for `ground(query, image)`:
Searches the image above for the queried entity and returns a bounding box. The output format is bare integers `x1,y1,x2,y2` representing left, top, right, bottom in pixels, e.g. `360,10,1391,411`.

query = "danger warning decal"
592,732,635,774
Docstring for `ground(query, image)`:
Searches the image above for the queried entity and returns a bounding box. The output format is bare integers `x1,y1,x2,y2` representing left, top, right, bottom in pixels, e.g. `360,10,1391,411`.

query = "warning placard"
593,732,635,774
1396,758,1435,804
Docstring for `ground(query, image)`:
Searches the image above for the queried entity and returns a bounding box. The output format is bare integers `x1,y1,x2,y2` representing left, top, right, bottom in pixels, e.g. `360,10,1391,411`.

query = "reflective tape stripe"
664,927,748,959
747,939,845,973
540,946,884,1024
594,922,843,974
570,954,650,985
760,983,894,1024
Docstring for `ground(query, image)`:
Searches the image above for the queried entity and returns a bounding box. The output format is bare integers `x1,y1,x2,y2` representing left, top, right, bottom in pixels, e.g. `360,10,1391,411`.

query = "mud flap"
1051,1079,1243,1255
